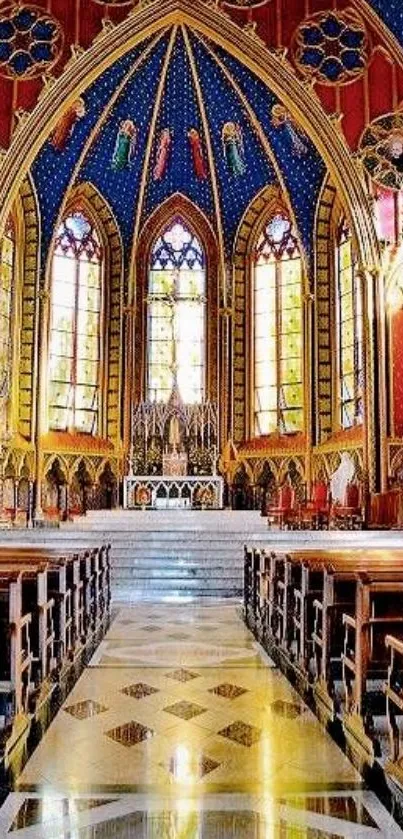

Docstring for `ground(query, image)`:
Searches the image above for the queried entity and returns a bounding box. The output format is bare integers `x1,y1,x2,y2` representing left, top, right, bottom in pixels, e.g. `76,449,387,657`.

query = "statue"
168,413,181,451
330,452,355,504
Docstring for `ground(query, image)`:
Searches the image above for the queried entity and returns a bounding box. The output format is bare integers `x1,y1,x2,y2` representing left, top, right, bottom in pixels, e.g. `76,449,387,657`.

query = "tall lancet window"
49,211,102,434
0,217,15,401
336,223,363,428
147,220,206,404
254,213,303,436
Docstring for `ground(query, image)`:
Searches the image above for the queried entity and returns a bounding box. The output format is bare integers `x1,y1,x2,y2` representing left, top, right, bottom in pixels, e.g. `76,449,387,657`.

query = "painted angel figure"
112,119,137,170
50,98,86,151
222,121,246,177
188,127,207,179
271,104,308,157
153,128,172,181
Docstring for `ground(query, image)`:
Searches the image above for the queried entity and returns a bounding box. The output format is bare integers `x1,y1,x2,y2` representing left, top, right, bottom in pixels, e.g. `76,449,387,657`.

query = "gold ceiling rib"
43,29,169,287
128,25,178,306
197,33,309,286
181,25,227,301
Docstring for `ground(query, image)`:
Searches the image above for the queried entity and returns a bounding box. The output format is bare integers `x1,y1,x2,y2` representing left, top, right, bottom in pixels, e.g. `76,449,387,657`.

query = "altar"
124,475,224,509
125,385,223,509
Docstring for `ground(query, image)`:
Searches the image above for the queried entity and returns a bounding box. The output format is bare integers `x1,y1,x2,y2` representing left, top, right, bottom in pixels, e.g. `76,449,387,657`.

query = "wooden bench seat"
244,545,403,762
0,544,111,747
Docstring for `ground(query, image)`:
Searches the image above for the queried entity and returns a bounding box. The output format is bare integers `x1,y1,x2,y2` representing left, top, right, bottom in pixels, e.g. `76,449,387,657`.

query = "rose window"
0,4,63,80
292,10,369,85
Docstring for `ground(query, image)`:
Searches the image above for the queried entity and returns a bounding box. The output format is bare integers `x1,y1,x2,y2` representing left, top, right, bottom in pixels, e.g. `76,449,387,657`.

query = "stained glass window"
49,212,102,434
147,220,206,404
336,223,363,428
254,213,303,435
0,217,15,400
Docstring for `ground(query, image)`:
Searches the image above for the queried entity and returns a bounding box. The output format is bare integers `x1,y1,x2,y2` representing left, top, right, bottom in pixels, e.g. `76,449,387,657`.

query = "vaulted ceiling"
31,25,325,267
0,0,402,270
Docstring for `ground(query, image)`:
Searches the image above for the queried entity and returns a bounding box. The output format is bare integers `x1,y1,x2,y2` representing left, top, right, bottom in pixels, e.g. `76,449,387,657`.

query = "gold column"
34,287,51,519
304,290,314,494
218,261,234,452
219,305,233,452
122,303,136,474
359,265,387,497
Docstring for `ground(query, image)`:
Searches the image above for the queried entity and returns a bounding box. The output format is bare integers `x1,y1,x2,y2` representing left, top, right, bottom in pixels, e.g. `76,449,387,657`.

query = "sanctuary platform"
2,510,403,601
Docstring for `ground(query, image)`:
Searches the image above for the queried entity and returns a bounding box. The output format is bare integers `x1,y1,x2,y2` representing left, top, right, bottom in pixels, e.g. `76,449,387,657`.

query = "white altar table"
123,476,224,510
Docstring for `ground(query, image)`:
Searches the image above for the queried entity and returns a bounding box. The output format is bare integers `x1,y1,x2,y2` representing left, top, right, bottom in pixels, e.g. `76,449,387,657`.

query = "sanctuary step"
1,511,403,600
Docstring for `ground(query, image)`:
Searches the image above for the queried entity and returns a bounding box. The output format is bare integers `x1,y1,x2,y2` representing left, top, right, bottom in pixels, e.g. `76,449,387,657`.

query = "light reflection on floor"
0,601,401,837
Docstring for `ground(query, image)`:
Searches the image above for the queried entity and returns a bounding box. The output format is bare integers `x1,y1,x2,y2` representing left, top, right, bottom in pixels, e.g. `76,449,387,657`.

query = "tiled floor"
0,601,401,837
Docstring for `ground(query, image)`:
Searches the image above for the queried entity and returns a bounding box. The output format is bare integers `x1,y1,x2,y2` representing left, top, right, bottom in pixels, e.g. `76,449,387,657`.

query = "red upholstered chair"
267,484,296,529
298,481,330,529
331,482,363,529
370,489,402,528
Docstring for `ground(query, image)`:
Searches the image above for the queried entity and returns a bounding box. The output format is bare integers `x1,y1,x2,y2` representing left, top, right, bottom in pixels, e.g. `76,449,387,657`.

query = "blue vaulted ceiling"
365,0,403,47
31,25,326,271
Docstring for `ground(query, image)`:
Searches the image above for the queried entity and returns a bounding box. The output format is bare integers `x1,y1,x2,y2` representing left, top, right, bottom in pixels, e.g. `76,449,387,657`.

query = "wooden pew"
0,569,33,728
0,543,111,652
0,543,111,780
384,634,403,773
0,544,111,710
245,545,403,765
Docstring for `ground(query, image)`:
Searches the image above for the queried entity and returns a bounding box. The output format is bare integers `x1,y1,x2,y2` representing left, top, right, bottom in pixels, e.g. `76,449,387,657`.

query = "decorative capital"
94,18,116,43
270,47,289,63
38,288,51,303
219,306,234,318
65,44,86,70
356,264,380,281
13,109,30,135
123,303,137,316
243,22,264,45
38,74,56,102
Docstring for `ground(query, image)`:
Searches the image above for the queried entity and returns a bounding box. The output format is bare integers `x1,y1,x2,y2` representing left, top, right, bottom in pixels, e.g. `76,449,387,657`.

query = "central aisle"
0,601,399,837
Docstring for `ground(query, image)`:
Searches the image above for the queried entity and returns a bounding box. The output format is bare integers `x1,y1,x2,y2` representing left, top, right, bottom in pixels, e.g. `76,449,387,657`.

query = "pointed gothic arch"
42,182,123,444
233,184,306,444
134,194,218,408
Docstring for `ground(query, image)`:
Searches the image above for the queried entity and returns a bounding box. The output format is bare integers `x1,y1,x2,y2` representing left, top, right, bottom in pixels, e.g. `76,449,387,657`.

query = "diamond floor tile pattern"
105,720,155,747
217,720,262,747
163,700,207,720
121,683,160,699
64,700,109,720
209,683,248,700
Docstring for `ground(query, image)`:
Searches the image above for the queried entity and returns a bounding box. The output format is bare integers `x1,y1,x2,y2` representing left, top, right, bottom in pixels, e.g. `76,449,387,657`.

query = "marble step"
111,567,242,579
112,585,242,599
110,556,243,567
110,550,241,562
